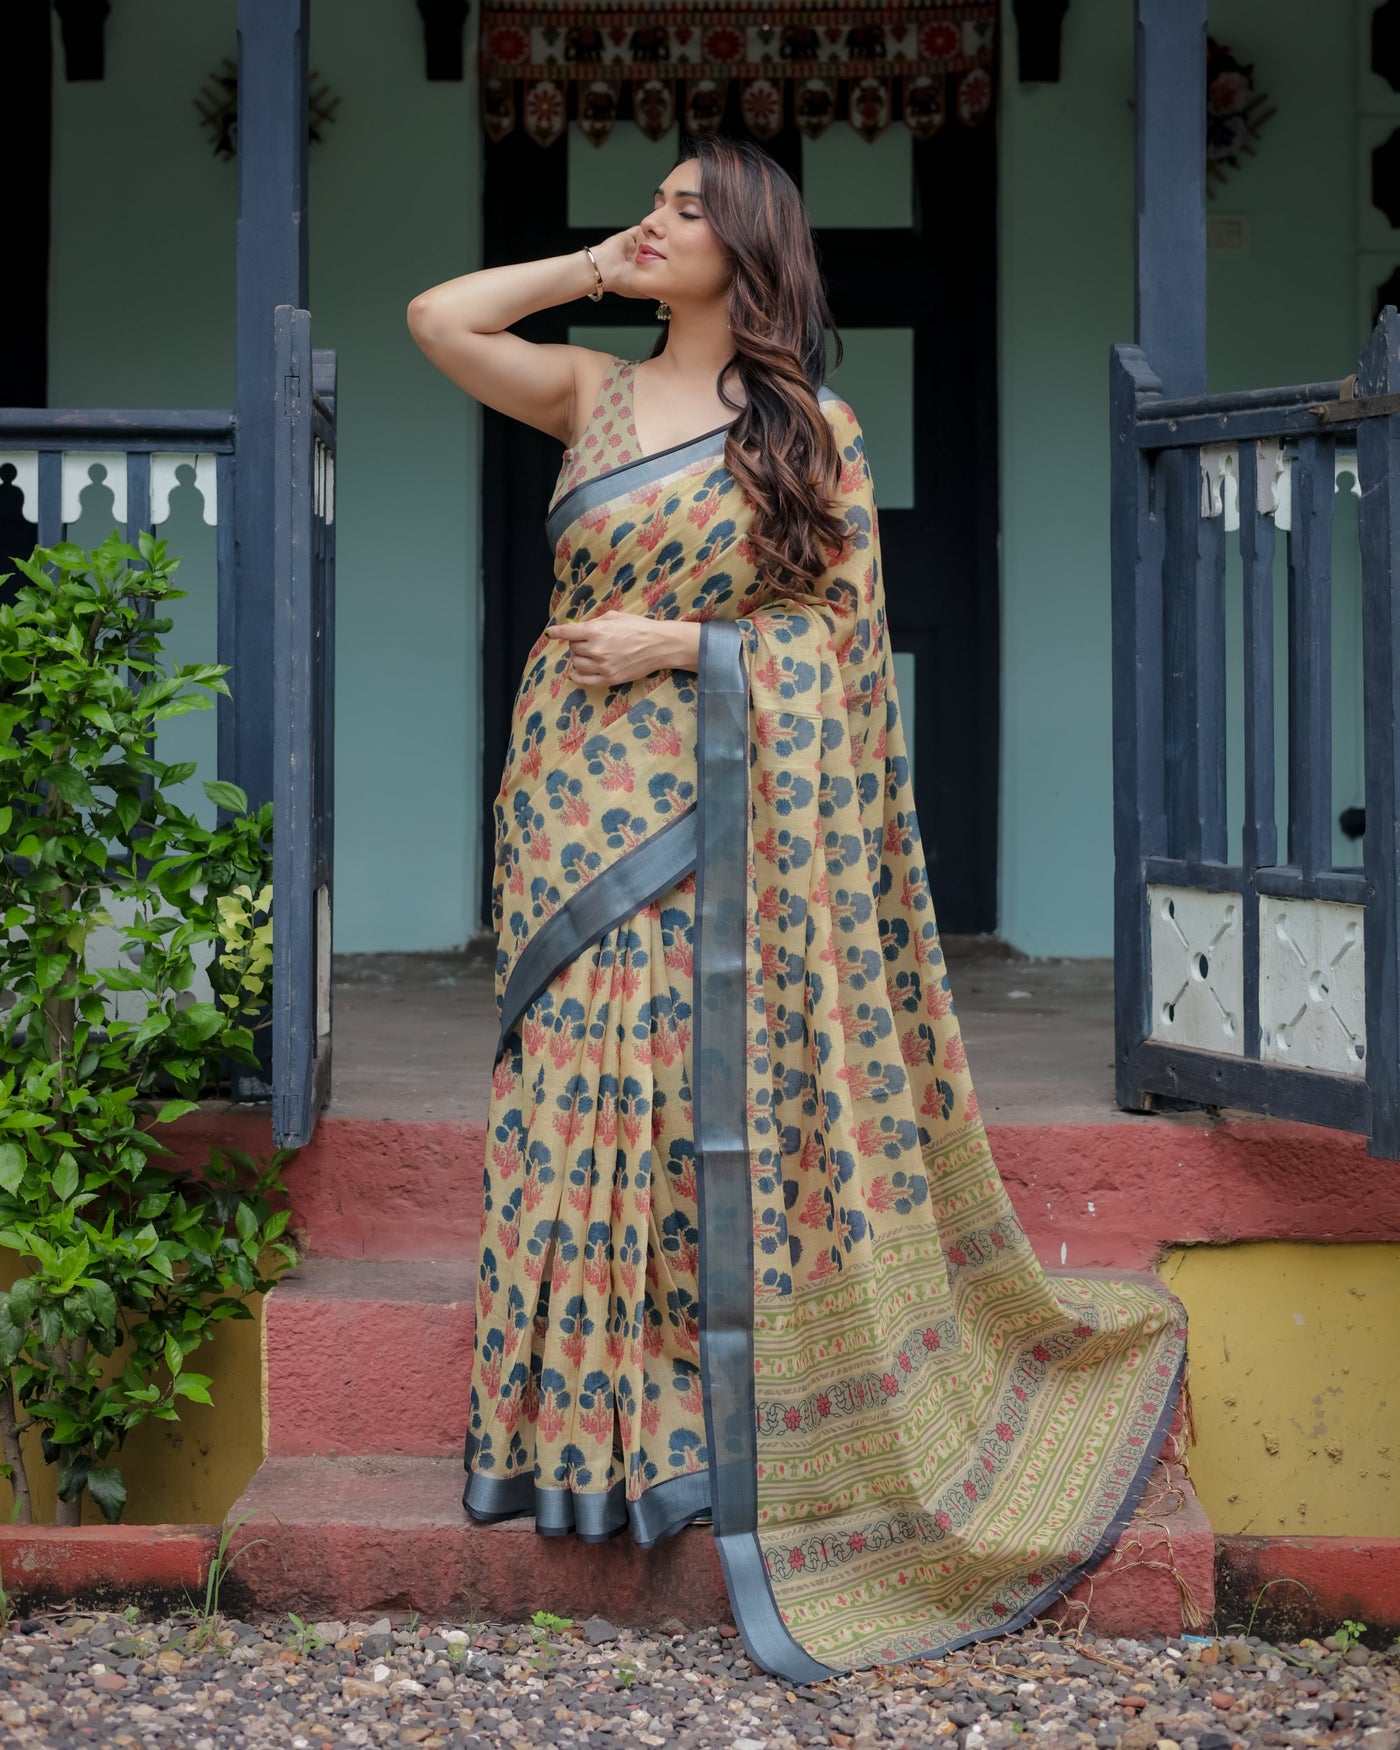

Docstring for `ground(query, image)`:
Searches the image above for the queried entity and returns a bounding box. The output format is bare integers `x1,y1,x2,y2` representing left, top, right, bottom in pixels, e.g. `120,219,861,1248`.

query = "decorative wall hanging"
1206,37,1275,193
479,1,998,147
195,59,341,161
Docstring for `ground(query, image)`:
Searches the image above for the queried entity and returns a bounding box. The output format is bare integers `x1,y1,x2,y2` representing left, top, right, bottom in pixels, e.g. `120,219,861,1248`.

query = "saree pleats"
466,386,1187,1678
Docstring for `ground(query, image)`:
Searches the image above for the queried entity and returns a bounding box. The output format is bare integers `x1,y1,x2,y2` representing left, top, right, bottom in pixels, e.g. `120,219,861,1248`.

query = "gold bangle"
582,246,605,303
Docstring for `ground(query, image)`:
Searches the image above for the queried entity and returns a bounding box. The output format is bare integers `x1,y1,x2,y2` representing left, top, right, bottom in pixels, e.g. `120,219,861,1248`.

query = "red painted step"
226,1454,1214,1640
169,1107,1400,1271
264,1259,475,1459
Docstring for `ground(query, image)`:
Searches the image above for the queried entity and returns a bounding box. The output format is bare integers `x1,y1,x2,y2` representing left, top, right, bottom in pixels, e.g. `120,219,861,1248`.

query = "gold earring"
656,301,672,321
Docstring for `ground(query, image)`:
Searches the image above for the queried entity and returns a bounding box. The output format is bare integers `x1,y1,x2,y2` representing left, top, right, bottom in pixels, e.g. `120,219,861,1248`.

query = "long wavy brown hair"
653,135,848,591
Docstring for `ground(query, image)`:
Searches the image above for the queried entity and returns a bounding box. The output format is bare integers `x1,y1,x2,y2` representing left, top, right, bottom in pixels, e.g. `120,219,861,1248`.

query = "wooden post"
1358,307,1400,1159
1109,344,1165,1111
1134,0,1206,395
232,0,309,812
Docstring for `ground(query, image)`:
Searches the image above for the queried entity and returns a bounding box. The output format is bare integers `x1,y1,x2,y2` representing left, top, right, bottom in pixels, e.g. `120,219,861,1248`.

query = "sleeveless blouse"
549,357,643,511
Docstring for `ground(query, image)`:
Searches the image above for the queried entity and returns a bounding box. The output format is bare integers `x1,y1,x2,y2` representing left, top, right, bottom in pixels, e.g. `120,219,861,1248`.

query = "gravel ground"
0,1610,1397,1749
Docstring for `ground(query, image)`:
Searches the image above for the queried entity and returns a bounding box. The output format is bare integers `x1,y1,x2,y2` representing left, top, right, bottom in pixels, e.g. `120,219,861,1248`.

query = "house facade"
15,0,1378,960
3,0,1398,1635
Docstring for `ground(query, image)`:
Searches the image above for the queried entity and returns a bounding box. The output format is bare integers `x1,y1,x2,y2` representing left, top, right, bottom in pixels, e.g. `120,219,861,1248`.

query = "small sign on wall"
1207,214,1250,252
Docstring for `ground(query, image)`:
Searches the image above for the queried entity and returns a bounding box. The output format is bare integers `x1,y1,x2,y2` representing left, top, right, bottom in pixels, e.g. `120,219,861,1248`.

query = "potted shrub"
0,531,294,1525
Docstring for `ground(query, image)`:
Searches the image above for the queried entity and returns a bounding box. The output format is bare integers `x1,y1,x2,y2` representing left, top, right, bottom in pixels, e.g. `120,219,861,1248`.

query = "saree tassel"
1176,1567,1208,1632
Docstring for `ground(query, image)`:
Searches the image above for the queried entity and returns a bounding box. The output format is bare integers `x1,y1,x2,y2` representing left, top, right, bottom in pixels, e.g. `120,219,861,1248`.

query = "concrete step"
264,1259,475,1459
226,1453,1213,1641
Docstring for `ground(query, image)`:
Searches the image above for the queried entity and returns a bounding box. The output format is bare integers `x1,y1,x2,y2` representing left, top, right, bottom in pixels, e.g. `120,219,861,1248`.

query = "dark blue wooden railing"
1112,305,1400,1158
0,311,337,1146
271,307,337,1147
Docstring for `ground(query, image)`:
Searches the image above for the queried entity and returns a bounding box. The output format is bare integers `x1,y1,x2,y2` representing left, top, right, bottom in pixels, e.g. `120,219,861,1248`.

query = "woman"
408,135,1186,1682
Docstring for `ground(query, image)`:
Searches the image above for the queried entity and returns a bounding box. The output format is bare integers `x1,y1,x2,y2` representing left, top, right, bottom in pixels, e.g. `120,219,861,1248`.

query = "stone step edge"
260,1265,1181,1461
224,1454,1214,1639
162,1108,1400,1270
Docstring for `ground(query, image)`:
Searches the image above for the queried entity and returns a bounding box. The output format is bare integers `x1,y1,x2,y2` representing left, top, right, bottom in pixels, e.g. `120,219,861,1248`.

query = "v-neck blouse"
549,357,644,513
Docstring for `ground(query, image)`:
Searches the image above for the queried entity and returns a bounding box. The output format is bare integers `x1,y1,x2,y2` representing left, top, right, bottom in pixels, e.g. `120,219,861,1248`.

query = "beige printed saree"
463,378,1188,1680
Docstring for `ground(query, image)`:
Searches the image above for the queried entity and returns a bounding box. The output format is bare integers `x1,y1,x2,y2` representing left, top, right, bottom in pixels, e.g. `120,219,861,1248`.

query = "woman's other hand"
547,613,701,685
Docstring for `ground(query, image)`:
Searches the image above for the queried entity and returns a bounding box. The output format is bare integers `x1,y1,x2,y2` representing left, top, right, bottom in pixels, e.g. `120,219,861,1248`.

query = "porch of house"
326,937,1133,1129
166,942,1390,1636
9,0,1400,1654
176,939,1205,1633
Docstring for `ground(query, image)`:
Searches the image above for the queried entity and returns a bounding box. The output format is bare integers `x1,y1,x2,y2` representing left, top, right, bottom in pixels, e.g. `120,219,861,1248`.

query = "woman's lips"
637,245,665,262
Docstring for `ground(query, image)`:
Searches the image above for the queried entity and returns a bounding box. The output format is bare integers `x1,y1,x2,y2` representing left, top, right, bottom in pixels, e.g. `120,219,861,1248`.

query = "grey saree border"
462,1432,712,1548
544,384,842,553
694,619,836,1686
496,806,698,1058
545,427,730,552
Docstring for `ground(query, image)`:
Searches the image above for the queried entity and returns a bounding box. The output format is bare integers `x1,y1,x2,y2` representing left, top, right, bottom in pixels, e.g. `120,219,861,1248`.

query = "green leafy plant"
1223,1574,1315,1642
1335,1619,1368,1652
529,1609,573,1671
287,1611,327,1656
615,1650,637,1690
184,1510,268,1651
0,532,295,1525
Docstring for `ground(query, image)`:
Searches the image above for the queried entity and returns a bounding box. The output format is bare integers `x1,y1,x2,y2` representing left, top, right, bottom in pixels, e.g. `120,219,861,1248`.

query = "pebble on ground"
0,1611,1397,1748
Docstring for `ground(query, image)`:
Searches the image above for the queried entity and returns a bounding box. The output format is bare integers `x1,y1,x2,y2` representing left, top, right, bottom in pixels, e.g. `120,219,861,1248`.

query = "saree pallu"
465,394,1188,1681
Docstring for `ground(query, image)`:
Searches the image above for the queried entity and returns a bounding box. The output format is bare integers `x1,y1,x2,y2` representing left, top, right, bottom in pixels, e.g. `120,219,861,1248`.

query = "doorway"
480,105,999,932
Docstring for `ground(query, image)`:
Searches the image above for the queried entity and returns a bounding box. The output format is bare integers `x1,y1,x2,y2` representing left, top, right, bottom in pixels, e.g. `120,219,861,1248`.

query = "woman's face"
636,159,731,307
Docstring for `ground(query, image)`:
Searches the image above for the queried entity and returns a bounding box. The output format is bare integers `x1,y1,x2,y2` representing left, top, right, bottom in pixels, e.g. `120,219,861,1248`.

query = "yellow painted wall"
0,1250,264,1527
1159,1243,1400,1538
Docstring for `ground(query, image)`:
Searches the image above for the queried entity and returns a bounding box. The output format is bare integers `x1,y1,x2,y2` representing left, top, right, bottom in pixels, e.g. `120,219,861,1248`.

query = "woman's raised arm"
406,231,643,444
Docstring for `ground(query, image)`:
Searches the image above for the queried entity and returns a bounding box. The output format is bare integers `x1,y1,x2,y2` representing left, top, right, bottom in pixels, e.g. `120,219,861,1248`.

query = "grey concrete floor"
329,937,1142,1127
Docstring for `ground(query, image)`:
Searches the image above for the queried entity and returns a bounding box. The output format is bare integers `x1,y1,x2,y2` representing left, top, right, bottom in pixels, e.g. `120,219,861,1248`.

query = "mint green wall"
998,0,1362,956
45,1,1368,958
48,0,482,952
